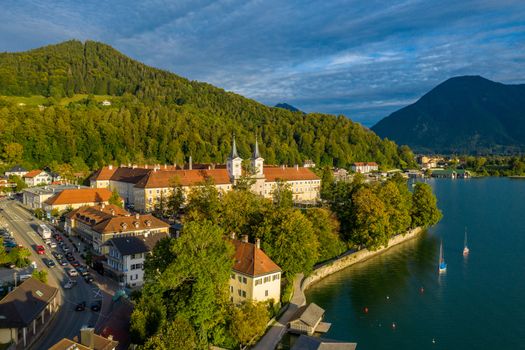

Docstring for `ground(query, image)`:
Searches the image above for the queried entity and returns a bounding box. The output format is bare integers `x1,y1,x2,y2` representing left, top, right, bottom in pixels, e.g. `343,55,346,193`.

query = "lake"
305,177,525,349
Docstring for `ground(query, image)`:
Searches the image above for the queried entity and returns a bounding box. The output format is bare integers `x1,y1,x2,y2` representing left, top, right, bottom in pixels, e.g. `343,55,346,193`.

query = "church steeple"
251,134,264,176
227,134,242,179
230,134,240,159
253,135,261,159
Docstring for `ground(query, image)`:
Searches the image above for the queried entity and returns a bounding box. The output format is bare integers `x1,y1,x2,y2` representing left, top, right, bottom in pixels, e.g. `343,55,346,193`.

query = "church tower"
251,135,264,176
227,135,242,180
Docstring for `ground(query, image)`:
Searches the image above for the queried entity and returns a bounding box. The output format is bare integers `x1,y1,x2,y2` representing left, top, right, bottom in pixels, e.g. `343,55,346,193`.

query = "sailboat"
463,228,470,256
439,240,447,274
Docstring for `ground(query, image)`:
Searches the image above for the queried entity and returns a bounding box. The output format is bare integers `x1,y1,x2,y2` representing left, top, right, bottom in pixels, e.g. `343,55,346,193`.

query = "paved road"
0,199,101,349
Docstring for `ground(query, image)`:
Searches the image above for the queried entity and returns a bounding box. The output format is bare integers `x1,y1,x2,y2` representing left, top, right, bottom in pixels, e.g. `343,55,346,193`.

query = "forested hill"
372,76,525,154
0,40,415,171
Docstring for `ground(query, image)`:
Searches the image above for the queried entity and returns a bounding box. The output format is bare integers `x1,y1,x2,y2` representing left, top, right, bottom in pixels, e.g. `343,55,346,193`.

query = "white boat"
463,228,470,256
439,240,447,273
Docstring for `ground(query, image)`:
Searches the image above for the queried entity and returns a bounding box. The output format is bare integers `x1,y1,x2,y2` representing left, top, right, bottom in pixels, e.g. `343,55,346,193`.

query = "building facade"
22,185,88,209
23,170,52,187
229,236,282,305
351,162,379,174
89,137,321,212
4,165,28,178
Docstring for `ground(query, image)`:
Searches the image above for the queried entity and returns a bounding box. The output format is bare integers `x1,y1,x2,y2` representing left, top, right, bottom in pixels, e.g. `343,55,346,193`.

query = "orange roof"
135,169,231,188
24,169,44,178
231,239,281,277
353,162,378,166
92,214,169,234
44,188,114,206
67,204,130,225
263,167,320,182
90,166,118,181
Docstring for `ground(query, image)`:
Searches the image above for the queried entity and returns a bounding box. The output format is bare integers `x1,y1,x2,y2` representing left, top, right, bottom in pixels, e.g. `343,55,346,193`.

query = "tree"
411,183,442,228
232,174,256,191
184,178,222,224
229,302,269,347
304,208,346,262
376,180,412,237
8,175,27,192
31,269,48,283
2,143,23,163
220,190,270,238
8,247,30,267
271,180,293,208
108,188,123,208
142,316,197,350
166,181,185,217
351,187,389,250
130,293,167,344
258,209,319,276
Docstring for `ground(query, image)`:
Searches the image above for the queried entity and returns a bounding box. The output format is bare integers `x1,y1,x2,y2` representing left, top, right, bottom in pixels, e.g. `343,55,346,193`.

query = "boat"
463,228,470,256
439,240,447,273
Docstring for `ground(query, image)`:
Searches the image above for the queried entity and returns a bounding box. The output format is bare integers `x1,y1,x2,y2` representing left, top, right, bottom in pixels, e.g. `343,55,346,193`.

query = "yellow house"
43,188,114,213
229,236,282,305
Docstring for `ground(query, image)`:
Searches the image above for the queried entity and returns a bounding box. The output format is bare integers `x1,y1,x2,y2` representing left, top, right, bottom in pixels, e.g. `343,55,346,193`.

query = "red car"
35,245,45,255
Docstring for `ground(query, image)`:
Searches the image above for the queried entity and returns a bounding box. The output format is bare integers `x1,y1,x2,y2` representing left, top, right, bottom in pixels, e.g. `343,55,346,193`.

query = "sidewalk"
252,273,304,350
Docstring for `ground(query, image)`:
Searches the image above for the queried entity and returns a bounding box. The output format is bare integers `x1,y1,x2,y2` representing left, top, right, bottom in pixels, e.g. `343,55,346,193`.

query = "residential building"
89,137,321,212
4,165,28,178
0,277,59,348
49,327,118,350
288,302,331,336
350,162,379,174
66,205,169,253
431,169,471,179
333,168,350,181
303,160,316,168
23,170,52,186
291,335,357,350
103,232,167,287
101,100,112,106
0,178,16,191
229,235,282,305
22,184,88,209
42,188,114,213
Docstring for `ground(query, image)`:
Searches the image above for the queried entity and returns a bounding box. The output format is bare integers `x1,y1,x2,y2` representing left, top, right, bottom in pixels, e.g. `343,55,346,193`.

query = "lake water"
305,178,525,349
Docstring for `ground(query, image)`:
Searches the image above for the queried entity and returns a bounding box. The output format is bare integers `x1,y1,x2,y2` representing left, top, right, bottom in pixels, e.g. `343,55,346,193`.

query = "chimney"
80,328,95,348
110,208,115,216
295,164,299,170
241,234,248,243
135,213,140,220
255,238,261,249
189,156,193,170
164,164,167,169
230,232,236,240
109,164,113,170
101,202,106,209
281,164,285,170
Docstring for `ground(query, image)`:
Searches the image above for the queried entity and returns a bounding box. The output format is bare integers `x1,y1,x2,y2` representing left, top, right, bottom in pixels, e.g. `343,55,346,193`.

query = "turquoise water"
305,178,525,349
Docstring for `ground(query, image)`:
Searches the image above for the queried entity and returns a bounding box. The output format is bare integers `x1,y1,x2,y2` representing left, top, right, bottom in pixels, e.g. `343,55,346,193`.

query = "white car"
48,242,57,248
67,268,78,277
64,280,75,289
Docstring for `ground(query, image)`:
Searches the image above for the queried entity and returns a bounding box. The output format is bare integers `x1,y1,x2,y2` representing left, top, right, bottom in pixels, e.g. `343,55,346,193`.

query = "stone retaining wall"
301,227,423,293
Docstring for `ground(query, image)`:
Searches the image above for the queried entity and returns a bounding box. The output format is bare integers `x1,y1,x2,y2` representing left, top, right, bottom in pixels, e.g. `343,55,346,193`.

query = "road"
0,198,101,349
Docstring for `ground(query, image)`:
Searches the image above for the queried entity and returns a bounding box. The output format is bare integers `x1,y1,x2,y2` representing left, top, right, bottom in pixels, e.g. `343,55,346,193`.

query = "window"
230,273,235,280
242,290,246,297
230,286,233,293
238,289,242,296
255,278,262,286
238,276,242,282
273,274,280,281
265,290,269,297
264,276,271,283
242,277,247,284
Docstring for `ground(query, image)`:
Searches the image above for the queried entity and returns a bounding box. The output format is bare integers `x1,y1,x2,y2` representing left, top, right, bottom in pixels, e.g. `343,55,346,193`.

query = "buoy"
364,307,369,314
386,295,390,300
420,287,425,293
392,322,396,329
432,338,436,344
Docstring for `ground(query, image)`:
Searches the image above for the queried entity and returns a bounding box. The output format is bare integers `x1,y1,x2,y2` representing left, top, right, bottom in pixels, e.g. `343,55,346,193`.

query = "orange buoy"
364,307,369,314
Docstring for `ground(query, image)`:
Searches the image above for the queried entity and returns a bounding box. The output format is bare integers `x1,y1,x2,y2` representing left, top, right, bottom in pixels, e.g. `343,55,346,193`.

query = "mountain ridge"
372,75,525,154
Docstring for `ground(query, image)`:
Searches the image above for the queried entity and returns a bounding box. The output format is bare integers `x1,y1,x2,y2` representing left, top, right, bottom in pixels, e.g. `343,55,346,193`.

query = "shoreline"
299,227,424,303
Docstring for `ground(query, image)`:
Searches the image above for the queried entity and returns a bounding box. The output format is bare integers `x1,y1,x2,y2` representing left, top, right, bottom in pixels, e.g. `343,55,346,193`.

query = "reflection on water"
306,178,525,349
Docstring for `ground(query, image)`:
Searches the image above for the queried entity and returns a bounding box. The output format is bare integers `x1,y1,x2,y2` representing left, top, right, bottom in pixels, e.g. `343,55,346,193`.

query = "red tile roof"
89,166,118,181
44,188,114,206
67,204,130,225
135,169,231,188
24,169,44,178
92,214,169,234
231,239,281,277
353,162,378,166
263,167,320,182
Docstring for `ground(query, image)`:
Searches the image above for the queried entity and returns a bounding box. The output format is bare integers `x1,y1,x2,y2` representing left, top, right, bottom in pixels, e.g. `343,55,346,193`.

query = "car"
77,266,90,277
65,252,73,258
54,234,63,241
75,301,86,311
63,280,75,289
61,245,70,252
71,261,80,267
66,255,75,262
90,300,102,312
44,258,56,268
46,240,57,248
84,274,94,284
67,268,78,277
52,252,64,260
4,241,17,248
44,239,51,245
35,245,45,255
58,259,68,266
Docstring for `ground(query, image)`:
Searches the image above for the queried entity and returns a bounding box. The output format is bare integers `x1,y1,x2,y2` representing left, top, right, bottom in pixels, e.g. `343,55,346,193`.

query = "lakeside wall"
301,227,424,295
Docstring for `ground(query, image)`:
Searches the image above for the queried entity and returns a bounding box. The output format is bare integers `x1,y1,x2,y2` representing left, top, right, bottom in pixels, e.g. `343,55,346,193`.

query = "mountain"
0,40,415,170
372,76,525,154
274,103,302,113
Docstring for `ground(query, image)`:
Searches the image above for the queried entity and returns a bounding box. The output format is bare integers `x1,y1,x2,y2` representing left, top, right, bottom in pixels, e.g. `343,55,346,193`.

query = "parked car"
64,280,75,289
35,245,45,255
66,255,75,262
90,300,102,312
54,234,63,241
43,258,56,268
77,266,90,277
52,252,64,260
71,261,81,268
61,245,70,253
84,274,94,284
46,240,57,248
75,301,86,311
67,268,78,277
4,241,17,248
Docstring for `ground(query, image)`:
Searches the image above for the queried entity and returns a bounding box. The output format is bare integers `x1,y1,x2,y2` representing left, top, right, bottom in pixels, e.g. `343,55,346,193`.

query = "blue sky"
1,0,524,126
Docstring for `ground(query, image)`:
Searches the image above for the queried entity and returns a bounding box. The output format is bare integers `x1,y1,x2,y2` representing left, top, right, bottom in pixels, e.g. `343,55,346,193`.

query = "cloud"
1,0,524,126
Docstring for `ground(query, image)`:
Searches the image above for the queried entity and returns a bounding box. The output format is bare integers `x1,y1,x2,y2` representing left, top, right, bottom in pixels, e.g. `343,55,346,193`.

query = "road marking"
92,288,102,299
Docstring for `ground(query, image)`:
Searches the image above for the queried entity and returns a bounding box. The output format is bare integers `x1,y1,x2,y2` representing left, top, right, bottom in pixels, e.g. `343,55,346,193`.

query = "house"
42,188,114,213
0,277,59,348
303,160,316,168
66,205,169,253
49,327,118,350
89,137,321,212
350,162,379,174
0,178,16,191
23,170,52,187
229,235,282,305
333,168,349,182
22,184,88,209
103,232,167,288
288,302,331,335
101,100,112,106
4,165,28,178
291,335,357,350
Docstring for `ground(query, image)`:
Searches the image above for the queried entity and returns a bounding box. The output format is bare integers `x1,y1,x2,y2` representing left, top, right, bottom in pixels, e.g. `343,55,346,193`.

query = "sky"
1,1,524,127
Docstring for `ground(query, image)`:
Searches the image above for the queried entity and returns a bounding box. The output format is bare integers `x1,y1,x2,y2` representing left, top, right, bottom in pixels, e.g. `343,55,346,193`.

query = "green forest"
0,40,415,173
